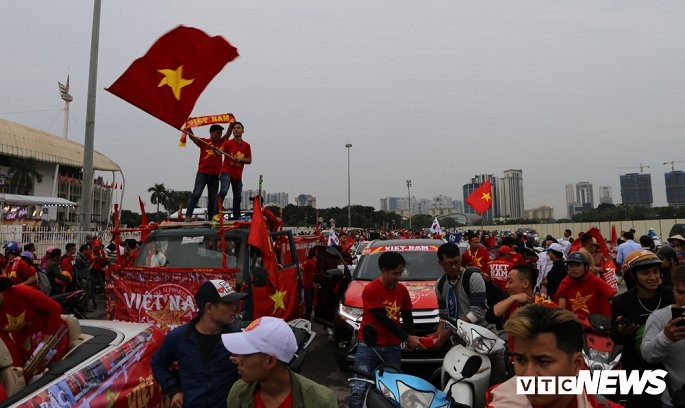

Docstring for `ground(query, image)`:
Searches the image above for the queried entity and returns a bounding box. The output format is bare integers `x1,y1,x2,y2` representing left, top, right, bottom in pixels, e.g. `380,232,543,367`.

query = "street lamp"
346,143,352,227
406,179,412,230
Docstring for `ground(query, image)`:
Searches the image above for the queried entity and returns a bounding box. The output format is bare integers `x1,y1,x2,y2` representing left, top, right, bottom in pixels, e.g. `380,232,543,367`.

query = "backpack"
36,271,51,295
438,267,506,311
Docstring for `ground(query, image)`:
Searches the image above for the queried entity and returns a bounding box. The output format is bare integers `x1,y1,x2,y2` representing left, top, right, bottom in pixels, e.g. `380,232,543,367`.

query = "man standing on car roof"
151,279,246,408
219,121,251,219
349,251,425,408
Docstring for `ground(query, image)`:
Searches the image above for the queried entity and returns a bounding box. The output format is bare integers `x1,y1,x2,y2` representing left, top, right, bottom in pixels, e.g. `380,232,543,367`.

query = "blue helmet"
3,241,20,254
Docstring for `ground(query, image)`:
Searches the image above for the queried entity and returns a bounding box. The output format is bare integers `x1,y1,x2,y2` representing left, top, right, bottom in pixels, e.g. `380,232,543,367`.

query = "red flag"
569,227,610,258
106,25,239,129
466,179,493,215
249,197,298,320
139,197,149,225
610,224,618,249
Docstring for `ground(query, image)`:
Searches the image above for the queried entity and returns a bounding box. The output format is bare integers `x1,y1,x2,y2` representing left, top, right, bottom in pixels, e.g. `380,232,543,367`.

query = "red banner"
107,267,239,326
24,326,166,408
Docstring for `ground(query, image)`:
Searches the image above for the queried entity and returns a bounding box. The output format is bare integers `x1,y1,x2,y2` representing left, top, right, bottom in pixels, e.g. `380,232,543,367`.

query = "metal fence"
0,225,140,255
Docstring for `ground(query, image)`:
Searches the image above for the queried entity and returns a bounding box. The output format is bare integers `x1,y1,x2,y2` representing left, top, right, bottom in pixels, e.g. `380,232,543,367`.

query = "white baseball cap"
544,243,564,253
221,316,297,363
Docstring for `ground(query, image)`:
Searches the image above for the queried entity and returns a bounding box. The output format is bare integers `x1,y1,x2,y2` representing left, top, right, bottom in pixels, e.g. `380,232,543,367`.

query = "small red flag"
106,25,239,129
247,197,279,283
139,197,149,225
466,178,493,215
610,224,618,248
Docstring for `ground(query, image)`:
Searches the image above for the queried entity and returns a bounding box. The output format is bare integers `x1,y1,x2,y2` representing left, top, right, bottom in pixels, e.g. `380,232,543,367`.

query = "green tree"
166,190,192,215
7,157,42,195
147,183,169,221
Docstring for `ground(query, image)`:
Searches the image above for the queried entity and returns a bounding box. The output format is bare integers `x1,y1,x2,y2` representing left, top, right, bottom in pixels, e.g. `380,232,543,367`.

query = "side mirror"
324,268,343,279
253,267,268,287
362,325,378,347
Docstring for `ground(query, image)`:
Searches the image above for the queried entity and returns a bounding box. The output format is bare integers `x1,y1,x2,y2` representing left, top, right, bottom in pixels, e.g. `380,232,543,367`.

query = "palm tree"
147,183,169,221
8,157,43,195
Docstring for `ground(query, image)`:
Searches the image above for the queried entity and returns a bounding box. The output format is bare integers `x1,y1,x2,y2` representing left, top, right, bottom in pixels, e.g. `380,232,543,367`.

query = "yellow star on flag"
569,291,593,314
481,192,492,202
157,65,195,100
270,290,287,314
4,312,26,332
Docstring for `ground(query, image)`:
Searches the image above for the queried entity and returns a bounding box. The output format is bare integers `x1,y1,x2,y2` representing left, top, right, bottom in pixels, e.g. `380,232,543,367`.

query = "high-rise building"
565,183,576,218
575,182,593,209
464,174,497,222
242,189,261,210
265,192,289,208
620,173,653,207
665,171,685,208
599,186,613,205
498,169,524,219
295,194,317,207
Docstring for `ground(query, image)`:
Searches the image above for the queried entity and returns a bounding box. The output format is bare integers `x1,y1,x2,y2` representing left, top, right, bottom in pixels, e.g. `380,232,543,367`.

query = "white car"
4,317,164,408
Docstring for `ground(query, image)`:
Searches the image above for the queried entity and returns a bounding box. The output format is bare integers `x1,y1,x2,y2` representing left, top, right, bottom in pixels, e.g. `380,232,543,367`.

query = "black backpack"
437,267,506,311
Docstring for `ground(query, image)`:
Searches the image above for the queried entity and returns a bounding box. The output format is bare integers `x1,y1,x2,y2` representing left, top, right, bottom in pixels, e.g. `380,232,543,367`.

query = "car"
4,318,165,407
333,239,450,370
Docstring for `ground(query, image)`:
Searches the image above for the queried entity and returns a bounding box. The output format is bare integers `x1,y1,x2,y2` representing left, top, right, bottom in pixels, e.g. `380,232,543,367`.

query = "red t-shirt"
221,138,251,179
196,137,223,175
555,272,616,320
461,245,491,269
60,255,74,273
510,252,525,265
358,278,412,346
484,259,513,292
2,257,37,287
254,390,292,408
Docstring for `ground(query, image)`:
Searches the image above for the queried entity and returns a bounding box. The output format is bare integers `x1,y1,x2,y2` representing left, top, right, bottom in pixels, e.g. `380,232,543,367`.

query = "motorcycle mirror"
362,325,378,347
253,267,268,287
461,355,482,379
324,268,343,279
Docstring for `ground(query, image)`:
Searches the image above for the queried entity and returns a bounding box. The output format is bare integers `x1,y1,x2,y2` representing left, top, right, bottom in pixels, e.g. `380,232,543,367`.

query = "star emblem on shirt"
157,65,194,100
384,300,401,319
569,291,592,314
4,312,26,332
204,149,216,159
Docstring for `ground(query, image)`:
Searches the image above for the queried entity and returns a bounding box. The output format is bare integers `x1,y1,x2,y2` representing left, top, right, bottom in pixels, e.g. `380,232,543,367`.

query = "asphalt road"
299,323,350,406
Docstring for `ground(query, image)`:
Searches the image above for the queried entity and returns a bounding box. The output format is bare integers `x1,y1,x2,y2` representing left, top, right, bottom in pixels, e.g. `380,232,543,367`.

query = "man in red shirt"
486,304,621,408
555,252,616,320
349,251,425,408
219,122,251,219
461,234,491,269
2,242,37,287
488,263,556,326
484,245,515,292
60,243,77,291
185,124,227,221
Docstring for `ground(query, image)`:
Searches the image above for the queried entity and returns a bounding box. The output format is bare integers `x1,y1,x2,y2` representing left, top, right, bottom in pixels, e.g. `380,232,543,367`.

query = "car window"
136,234,242,268
354,250,443,281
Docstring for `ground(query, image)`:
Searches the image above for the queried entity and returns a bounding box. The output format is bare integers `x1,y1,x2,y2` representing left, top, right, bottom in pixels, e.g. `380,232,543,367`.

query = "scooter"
440,315,506,408
287,318,317,372
51,290,88,319
349,325,481,408
582,314,622,372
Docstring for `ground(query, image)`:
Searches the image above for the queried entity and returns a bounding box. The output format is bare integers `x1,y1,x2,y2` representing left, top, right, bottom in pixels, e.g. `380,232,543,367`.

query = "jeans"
186,172,219,220
89,270,103,304
218,173,242,218
349,342,402,408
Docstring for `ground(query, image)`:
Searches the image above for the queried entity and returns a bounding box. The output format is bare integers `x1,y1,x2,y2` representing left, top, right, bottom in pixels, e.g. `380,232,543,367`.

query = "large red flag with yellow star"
466,178,493,215
106,25,239,129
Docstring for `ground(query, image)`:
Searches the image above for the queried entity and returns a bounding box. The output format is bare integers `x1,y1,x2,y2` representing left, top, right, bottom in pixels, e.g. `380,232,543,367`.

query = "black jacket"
545,259,567,299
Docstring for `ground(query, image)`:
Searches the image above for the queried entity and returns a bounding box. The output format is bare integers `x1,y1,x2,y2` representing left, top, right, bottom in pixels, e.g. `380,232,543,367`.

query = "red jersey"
484,259,514,292
461,245,491,269
358,278,411,346
301,258,316,289
254,390,292,408
60,255,74,273
510,252,525,265
220,138,251,179
3,257,37,287
555,272,616,320
196,137,223,175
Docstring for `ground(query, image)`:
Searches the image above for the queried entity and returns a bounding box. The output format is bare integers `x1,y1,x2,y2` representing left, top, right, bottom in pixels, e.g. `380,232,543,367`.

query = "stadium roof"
0,118,121,172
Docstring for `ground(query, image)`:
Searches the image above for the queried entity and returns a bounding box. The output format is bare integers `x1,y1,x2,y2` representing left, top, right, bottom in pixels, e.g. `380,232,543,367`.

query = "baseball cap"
498,245,515,255
209,124,224,133
194,279,246,311
221,317,298,363
544,243,564,253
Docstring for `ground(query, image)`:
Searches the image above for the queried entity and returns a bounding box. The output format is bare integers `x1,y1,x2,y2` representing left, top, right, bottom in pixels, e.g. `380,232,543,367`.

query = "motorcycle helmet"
624,249,662,272
3,241,20,254
20,251,35,261
565,251,590,265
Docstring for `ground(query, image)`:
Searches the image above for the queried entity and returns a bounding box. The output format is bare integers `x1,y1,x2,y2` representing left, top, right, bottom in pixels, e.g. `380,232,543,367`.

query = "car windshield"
355,250,443,281
135,234,242,269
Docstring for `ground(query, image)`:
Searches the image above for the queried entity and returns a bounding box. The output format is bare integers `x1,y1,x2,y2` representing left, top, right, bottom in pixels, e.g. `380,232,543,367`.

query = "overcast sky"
2,1,685,218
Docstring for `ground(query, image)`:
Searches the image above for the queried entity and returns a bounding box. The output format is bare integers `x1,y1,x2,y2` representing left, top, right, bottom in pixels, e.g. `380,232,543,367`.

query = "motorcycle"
582,314,622,372
440,315,506,408
51,290,88,319
287,318,317,372
349,325,481,408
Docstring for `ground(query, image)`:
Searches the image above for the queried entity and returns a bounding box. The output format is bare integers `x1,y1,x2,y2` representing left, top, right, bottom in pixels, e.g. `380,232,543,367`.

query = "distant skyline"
2,1,685,219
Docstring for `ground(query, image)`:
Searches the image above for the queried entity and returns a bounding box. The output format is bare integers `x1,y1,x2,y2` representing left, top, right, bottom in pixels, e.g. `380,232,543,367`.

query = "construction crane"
615,163,651,174
663,160,685,171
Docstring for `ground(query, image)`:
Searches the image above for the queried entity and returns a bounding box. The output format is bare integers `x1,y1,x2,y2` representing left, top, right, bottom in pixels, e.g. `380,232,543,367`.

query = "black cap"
209,124,224,133
195,280,246,311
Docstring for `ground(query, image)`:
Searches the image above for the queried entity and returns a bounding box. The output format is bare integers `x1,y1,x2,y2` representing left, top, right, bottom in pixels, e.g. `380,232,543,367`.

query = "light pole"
406,179,412,230
346,143,352,227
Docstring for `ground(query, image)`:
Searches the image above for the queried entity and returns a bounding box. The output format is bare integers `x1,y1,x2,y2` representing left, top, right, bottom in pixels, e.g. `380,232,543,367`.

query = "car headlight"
339,304,363,322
